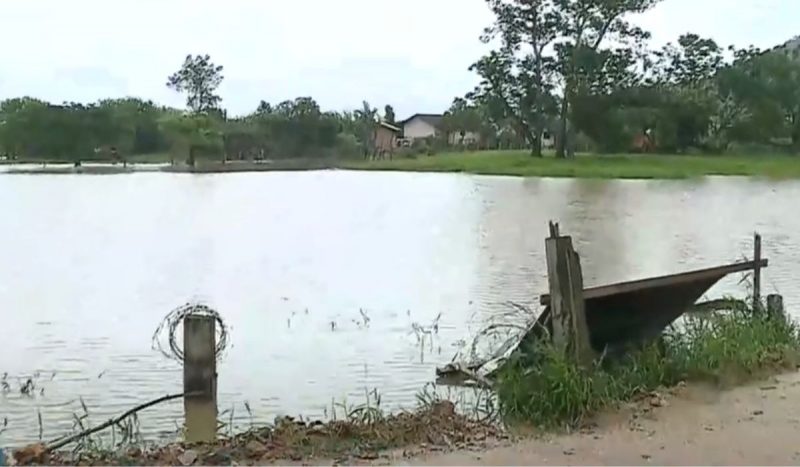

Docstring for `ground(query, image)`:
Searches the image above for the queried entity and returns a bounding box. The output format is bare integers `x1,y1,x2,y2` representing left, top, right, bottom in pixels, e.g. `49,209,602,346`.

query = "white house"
399,113,443,141
399,113,481,146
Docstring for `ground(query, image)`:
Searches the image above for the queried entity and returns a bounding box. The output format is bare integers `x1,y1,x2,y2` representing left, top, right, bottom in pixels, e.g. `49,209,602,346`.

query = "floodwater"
1,170,799,446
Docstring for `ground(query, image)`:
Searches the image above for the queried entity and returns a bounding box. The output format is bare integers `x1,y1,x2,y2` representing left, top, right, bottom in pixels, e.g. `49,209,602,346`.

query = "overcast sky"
1,0,797,118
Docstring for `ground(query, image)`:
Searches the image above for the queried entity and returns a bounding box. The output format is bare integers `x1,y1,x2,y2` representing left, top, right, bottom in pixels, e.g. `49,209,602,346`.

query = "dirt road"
401,371,800,466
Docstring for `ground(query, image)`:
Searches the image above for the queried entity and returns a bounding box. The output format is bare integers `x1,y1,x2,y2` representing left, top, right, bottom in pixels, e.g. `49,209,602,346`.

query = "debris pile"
13,401,503,466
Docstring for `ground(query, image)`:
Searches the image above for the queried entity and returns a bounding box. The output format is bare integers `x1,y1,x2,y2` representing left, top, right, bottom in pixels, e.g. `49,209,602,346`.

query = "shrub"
396,147,418,159
335,132,361,159
495,309,800,429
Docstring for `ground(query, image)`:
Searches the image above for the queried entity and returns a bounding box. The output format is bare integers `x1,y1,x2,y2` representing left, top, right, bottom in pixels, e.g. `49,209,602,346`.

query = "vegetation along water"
1,2,799,172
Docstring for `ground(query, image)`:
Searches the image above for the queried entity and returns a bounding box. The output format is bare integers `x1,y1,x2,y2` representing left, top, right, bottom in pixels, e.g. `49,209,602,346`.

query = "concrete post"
183,315,217,443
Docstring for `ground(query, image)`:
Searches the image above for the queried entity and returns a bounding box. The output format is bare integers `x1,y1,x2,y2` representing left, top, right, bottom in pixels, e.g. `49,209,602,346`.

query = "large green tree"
551,0,660,157
166,54,225,113
473,0,660,157
471,0,560,156
722,47,800,147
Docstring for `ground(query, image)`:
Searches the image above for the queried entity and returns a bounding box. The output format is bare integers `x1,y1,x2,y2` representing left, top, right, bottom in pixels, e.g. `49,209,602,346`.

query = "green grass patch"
495,309,800,429
343,150,800,179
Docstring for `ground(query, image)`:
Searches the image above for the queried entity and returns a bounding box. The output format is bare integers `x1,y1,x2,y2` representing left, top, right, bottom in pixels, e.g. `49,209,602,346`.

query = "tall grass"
495,309,800,429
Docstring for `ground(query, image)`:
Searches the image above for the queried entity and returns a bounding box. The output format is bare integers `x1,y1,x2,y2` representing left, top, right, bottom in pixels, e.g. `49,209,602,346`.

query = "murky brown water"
1,171,798,446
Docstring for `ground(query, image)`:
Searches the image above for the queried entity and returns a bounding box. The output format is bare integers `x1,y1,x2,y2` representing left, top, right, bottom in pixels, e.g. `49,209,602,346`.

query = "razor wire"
151,302,229,362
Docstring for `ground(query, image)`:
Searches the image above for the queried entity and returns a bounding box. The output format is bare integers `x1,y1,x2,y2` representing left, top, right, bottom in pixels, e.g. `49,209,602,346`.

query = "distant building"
542,130,555,149
372,121,401,158
399,113,480,146
399,113,443,141
447,129,481,146
780,35,800,52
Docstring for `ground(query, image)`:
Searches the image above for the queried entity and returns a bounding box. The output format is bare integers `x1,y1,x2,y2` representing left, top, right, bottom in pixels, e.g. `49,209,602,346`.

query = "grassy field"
342,150,800,179
6,150,800,179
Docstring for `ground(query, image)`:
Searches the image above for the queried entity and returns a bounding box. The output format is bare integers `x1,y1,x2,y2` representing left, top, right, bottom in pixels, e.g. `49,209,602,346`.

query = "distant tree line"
459,0,800,156
0,55,393,165
2,6,799,164
0,97,170,162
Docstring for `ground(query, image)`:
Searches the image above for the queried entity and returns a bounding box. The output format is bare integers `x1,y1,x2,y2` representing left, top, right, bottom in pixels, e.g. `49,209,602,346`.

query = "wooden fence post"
767,294,785,322
184,315,217,443
753,232,762,311
545,221,594,367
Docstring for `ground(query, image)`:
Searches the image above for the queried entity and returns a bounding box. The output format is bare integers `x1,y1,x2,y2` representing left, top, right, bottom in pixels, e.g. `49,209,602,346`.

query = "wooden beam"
753,233,762,311
545,226,593,366
687,298,748,315
541,259,768,306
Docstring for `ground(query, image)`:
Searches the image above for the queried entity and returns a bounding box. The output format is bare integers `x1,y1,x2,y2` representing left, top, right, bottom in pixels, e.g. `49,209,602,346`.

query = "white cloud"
0,0,796,117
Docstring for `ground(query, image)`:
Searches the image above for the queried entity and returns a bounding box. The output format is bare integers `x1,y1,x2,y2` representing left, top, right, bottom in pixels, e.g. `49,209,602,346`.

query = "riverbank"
18,372,800,466
4,151,800,179
411,370,800,465
344,151,800,179
1,158,337,175
12,398,504,466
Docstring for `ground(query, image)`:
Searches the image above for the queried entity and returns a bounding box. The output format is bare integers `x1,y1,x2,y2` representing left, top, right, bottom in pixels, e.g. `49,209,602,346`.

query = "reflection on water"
0,171,798,445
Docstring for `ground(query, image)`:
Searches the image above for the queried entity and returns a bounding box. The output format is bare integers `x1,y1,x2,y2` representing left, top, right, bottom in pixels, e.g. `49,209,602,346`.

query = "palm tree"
355,101,378,158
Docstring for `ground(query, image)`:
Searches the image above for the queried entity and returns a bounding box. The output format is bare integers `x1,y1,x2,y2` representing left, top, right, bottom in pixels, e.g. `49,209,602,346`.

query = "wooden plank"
687,298,748,315
565,247,593,366
184,315,218,443
541,259,768,305
545,236,566,350
545,230,593,366
753,233,762,311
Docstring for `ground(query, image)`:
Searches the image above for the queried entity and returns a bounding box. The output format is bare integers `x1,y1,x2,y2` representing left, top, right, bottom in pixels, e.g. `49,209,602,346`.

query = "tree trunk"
187,145,196,168
556,97,569,159
529,131,543,157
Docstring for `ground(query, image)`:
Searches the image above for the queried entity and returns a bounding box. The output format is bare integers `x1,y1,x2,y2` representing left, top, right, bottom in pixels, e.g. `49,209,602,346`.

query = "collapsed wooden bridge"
437,223,769,386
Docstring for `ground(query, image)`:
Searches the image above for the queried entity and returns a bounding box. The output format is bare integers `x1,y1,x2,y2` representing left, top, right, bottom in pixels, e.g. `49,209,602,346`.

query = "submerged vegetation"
495,307,800,429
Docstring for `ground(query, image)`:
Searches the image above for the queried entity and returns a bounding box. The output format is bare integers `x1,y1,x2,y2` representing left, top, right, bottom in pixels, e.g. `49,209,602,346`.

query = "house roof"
399,113,444,128
782,35,800,51
377,120,401,132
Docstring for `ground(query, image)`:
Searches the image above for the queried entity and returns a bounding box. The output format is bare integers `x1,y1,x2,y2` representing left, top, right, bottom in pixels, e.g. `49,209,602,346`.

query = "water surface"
1,170,798,445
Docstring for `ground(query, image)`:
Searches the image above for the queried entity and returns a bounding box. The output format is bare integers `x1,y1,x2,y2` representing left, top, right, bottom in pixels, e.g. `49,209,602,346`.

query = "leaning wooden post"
184,315,217,443
753,232,762,311
545,221,594,367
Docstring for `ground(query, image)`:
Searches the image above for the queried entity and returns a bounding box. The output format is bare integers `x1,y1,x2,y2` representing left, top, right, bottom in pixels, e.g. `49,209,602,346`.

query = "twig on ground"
45,392,201,452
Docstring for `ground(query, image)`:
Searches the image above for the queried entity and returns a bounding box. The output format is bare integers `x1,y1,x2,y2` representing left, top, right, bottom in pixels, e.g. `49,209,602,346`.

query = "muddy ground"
402,371,800,466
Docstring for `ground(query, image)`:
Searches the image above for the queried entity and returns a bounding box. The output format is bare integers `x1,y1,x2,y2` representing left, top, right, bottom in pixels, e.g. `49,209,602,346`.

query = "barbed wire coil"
151,302,229,362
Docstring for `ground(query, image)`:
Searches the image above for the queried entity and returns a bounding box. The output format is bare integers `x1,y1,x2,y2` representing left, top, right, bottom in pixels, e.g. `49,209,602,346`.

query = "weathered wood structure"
538,257,768,355
436,226,770,385
544,222,593,366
